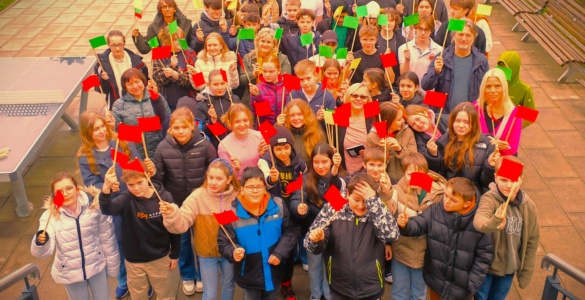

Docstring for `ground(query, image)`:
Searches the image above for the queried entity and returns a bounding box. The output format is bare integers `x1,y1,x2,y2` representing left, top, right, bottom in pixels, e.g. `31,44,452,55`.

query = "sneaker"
182,280,196,296
115,286,129,299
385,273,393,283
147,286,153,298
195,281,203,293
281,281,296,300
302,264,309,272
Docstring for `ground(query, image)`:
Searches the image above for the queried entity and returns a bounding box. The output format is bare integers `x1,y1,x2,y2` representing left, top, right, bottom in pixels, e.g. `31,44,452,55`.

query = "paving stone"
524,189,572,227
566,157,585,180
555,100,585,123
528,86,556,108
549,131,585,157
522,65,565,82
15,26,45,39
567,212,585,243
0,186,47,223
23,157,73,187
537,108,576,131
0,38,30,51
524,148,578,178
545,178,585,213
26,34,58,48
16,47,45,57
49,13,78,24
539,81,581,101
519,123,555,149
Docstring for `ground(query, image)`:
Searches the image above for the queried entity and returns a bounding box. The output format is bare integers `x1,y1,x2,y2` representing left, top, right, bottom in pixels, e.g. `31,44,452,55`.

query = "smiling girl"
405,104,443,153
249,55,290,125
396,72,423,107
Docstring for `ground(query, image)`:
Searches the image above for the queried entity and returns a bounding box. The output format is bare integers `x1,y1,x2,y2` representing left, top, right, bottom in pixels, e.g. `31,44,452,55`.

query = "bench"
517,0,585,82
499,0,548,16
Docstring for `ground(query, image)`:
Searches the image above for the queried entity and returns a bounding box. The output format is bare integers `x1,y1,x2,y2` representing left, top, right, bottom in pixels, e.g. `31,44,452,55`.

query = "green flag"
403,13,420,27
169,20,178,34
238,28,256,40
447,19,466,32
319,45,333,58
148,37,160,48
178,39,189,50
378,14,388,26
300,32,313,46
336,47,348,59
89,35,107,49
274,28,284,40
356,5,368,17
497,66,513,81
342,16,359,29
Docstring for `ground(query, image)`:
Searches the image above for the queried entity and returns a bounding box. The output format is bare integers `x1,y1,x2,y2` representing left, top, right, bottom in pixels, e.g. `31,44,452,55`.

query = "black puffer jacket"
152,127,217,206
400,199,494,300
196,93,241,150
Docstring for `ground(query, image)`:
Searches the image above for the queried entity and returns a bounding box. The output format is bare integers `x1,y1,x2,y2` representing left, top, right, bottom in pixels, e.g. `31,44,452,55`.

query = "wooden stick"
112,139,120,175
92,49,106,73
386,25,390,52
220,224,237,248
146,174,164,203
181,49,189,65
431,107,443,140
432,0,437,16
42,212,53,236
268,142,275,166
351,27,358,52
320,210,340,230
133,17,138,43
385,68,395,94
141,132,149,159
440,30,450,58
226,86,234,104
281,85,286,114
504,117,517,142
335,124,339,151
501,181,518,217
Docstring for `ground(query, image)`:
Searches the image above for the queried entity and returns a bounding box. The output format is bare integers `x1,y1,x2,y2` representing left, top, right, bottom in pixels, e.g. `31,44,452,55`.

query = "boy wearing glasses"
218,167,300,300
398,15,443,83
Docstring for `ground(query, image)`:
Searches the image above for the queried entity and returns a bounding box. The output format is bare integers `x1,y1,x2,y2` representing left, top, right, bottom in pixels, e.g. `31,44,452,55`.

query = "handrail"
541,253,585,285
0,263,40,292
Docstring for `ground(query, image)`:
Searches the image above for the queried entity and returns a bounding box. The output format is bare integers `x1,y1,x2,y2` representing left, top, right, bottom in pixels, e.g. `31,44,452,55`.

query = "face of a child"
389,109,405,132
262,62,279,83
244,21,260,32
348,192,367,216
297,15,314,34
53,178,79,209
170,119,194,145
125,176,150,198
312,154,332,177
206,6,223,21
287,4,300,21
91,118,108,144
362,75,377,92
257,36,275,54
399,78,418,101
418,1,432,16
336,13,348,26
406,112,432,132
494,175,522,197
207,167,232,193
324,67,340,82
453,111,471,139
415,23,432,43
209,74,227,96
231,111,251,136
206,37,222,56
382,16,397,32
273,144,292,164
288,105,304,128
450,5,468,19
298,71,318,93
403,165,424,188
242,178,266,204
364,160,385,181
443,187,471,214
359,35,377,53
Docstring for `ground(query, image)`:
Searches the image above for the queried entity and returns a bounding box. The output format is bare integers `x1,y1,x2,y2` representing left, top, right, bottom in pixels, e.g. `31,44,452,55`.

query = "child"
31,173,118,300
160,158,241,300
363,68,392,103
191,0,236,52
152,107,217,295
192,33,239,91
321,58,347,105
305,172,400,299
469,5,493,54
387,153,447,300
281,9,322,73
249,55,290,125
238,13,262,58
289,142,344,300
218,167,300,300
376,7,405,85
396,177,494,300
396,72,423,107
473,156,540,299
309,30,346,67
349,25,395,85
276,0,301,35
316,1,359,51
404,104,442,153
100,168,181,299
290,59,336,120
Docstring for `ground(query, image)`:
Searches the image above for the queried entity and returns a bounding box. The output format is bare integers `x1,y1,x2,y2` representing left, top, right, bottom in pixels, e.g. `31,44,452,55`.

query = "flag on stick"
53,190,65,208
214,210,239,225
447,19,466,32
168,20,179,34
333,103,351,127
258,121,277,144
238,28,256,40
283,74,301,91
152,46,172,60
286,173,303,195
300,33,313,46
356,5,368,17
192,72,206,87
138,116,162,132
324,185,348,211
254,101,272,117
336,48,348,59
515,106,539,123
403,13,420,27
363,101,380,118
496,158,524,181
373,121,388,139
378,14,388,26
476,4,492,16
410,172,433,192
89,36,107,48
117,123,143,143
148,37,160,48
111,148,130,169
423,91,447,108
380,52,398,68
207,122,228,137
125,158,145,173
342,16,359,29
274,28,284,40
82,75,101,92
178,39,189,50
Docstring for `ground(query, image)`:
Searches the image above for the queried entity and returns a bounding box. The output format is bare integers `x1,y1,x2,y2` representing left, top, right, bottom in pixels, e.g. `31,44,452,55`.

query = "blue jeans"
199,256,235,300
391,259,427,300
179,231,201,281
307,251,330,300
475,273,515,300
242,287,281,300
295,236,308,264
117,240,127,289
65,269,110,300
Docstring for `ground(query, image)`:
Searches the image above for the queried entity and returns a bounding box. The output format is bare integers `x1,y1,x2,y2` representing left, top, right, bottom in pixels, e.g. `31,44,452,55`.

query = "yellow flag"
349,58,361,70
333,6,343,18
193,0,204,9
324,110,335,125
227,0,238,10
476,4,492,16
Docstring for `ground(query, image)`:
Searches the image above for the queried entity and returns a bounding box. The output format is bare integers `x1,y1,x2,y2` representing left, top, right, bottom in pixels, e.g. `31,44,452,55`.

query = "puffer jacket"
112,89,171,159
193,51,239,90
152,127,217,206
366,124,417,184
305,195,400,299
152,49,197,108
190,12,235,52
239,52,292,105
31,191,119,285
133,8,193,54
250,80,290,125
401,198,494,299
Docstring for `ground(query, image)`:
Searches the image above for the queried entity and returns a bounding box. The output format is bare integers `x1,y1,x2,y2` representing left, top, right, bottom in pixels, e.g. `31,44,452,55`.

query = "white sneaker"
182,280,196,296
385,274,393,283
302,264,309,272
195,281,203,293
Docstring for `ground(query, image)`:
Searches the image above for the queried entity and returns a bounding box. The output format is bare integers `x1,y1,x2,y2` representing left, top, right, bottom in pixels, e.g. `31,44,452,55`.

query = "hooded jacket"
280,30,322,75
498,51,536,127
133,8,193,54
316,18,362,52
251,80,290,125
276,17,300,35
190,13,236,52
152,127,218,206
195,92,241,149
290,83,337,114
239,52,292,105
474,183,540,288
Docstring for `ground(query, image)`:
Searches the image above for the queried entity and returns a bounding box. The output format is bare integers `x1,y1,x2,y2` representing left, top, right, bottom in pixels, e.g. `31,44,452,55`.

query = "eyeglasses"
350,94,369,100
60,186,76,194
109,43,124,49
244,185,265,192
416,27,432,32
161,5,174,10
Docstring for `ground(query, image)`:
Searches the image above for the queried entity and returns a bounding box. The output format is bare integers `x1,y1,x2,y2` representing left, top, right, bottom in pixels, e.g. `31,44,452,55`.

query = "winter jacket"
305,195,400,299
290,83,337,115
112,89,171,159
239,52,292,105
190,13,236,52
152,50,197,108
424,132,496,193
133,8,193,54
163,184,239,258
99,182,181,263
421,45,489,115
474,101,522,156
316,18,361,52
366,124,417,184
498,51,536,127
196,92,241,150
474,183,540,288
250,81,291,125
280,31,322,75
152,127,218,206
238,39,255,59
276,17,299,35
193,51,239,90
31,191,119,285
400,199,494,299
218,195,301,291
95,48,148,109
336,116,374,172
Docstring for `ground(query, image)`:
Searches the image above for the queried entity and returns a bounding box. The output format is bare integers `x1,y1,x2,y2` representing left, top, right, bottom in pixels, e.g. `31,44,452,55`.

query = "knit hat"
270,126,295,147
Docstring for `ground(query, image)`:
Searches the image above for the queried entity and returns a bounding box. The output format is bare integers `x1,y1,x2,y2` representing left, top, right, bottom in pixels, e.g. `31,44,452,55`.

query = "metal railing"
0,263,40,300
541,254,585,300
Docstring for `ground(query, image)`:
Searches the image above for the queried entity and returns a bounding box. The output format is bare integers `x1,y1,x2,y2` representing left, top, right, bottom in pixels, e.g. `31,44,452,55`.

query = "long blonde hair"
477,68,515,115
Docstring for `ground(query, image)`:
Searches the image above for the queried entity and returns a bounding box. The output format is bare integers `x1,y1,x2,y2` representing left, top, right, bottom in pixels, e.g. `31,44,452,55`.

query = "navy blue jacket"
280,31,322,75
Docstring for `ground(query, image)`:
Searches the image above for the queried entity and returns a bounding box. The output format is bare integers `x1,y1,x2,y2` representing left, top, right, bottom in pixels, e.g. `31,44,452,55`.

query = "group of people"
30,0,540,299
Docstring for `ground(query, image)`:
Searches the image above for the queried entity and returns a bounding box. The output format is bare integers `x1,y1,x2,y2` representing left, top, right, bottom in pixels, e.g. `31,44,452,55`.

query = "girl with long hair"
405,104,443,153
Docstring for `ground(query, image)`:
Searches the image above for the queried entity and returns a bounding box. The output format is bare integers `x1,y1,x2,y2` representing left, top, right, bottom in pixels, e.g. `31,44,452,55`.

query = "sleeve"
400,206,432,237
473,195,503,233
467,232,494,295
395,128,418,160
480,144,496,189
217,220,240,263
151,146,166,183
99,191,126,216
477,20,492,53
134,24,157,55
521,87,536,128
196,101,211,124
270,201,301,261
505,113,522,156
205,141,218,166
397,43,406,64
365,195,400,243
239,54,255,86
192,60,206,90
97,213,120,277
95,62,112,94
163,201,194,234
424,140,445,175
152,59,173,86
280,54,292,75
288,187,309,222
421,56,441,91
226,53,240,89
517,200,540,288
150,96,168,123
169,232,181,259
303,205,335,254
189,23,201,50
257,158,276,188
78,157,104,189
30,211,56,259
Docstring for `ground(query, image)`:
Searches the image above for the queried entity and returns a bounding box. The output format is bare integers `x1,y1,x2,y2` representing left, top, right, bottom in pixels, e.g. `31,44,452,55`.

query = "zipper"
75,217,87,281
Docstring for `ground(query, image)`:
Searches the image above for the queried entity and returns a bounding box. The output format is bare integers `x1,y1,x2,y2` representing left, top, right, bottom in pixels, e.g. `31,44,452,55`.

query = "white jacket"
193,51,239,90
30,192,119,285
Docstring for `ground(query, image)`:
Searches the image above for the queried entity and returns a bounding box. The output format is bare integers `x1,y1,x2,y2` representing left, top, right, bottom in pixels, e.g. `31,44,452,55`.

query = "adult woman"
474,68,522,156
367,102,417,183
239,27,292,105
405,104,442,154
95,30,148,110
152,27,197,110
132,0,193,54
218,104,269,180
192,33,239,92
425,102,499,193
398,14,443,82
362,68,393,103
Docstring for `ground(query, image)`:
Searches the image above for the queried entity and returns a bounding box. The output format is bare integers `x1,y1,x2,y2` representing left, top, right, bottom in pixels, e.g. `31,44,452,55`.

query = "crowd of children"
31,0,542,299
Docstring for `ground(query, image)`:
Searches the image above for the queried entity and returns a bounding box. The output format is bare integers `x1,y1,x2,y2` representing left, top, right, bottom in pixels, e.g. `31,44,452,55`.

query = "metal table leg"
11,176,33,217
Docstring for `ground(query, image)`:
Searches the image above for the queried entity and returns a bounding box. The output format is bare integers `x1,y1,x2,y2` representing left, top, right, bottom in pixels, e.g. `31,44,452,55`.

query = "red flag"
373,121,388,139
363,101,380,118
315,66,321,74
117,123,142,143
148,89,159,100
207,122,228,137
192,72,206,87
125,158,145,173
137,116,162,132
110,148,130,169
515,106,539,123
82,75,100,92
220,68,228,82
285,173,303,195
53,190,65,208
151,46,171,60
283,74,301,91
380,52,398,68
321,77,328,90
496,157,524,181
423,91,448,108
254,101,272,117
324,185,348,211
258,121,277,144
213,210,239,225
410,172,433,192
333,103,351,127
237,53,246,70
